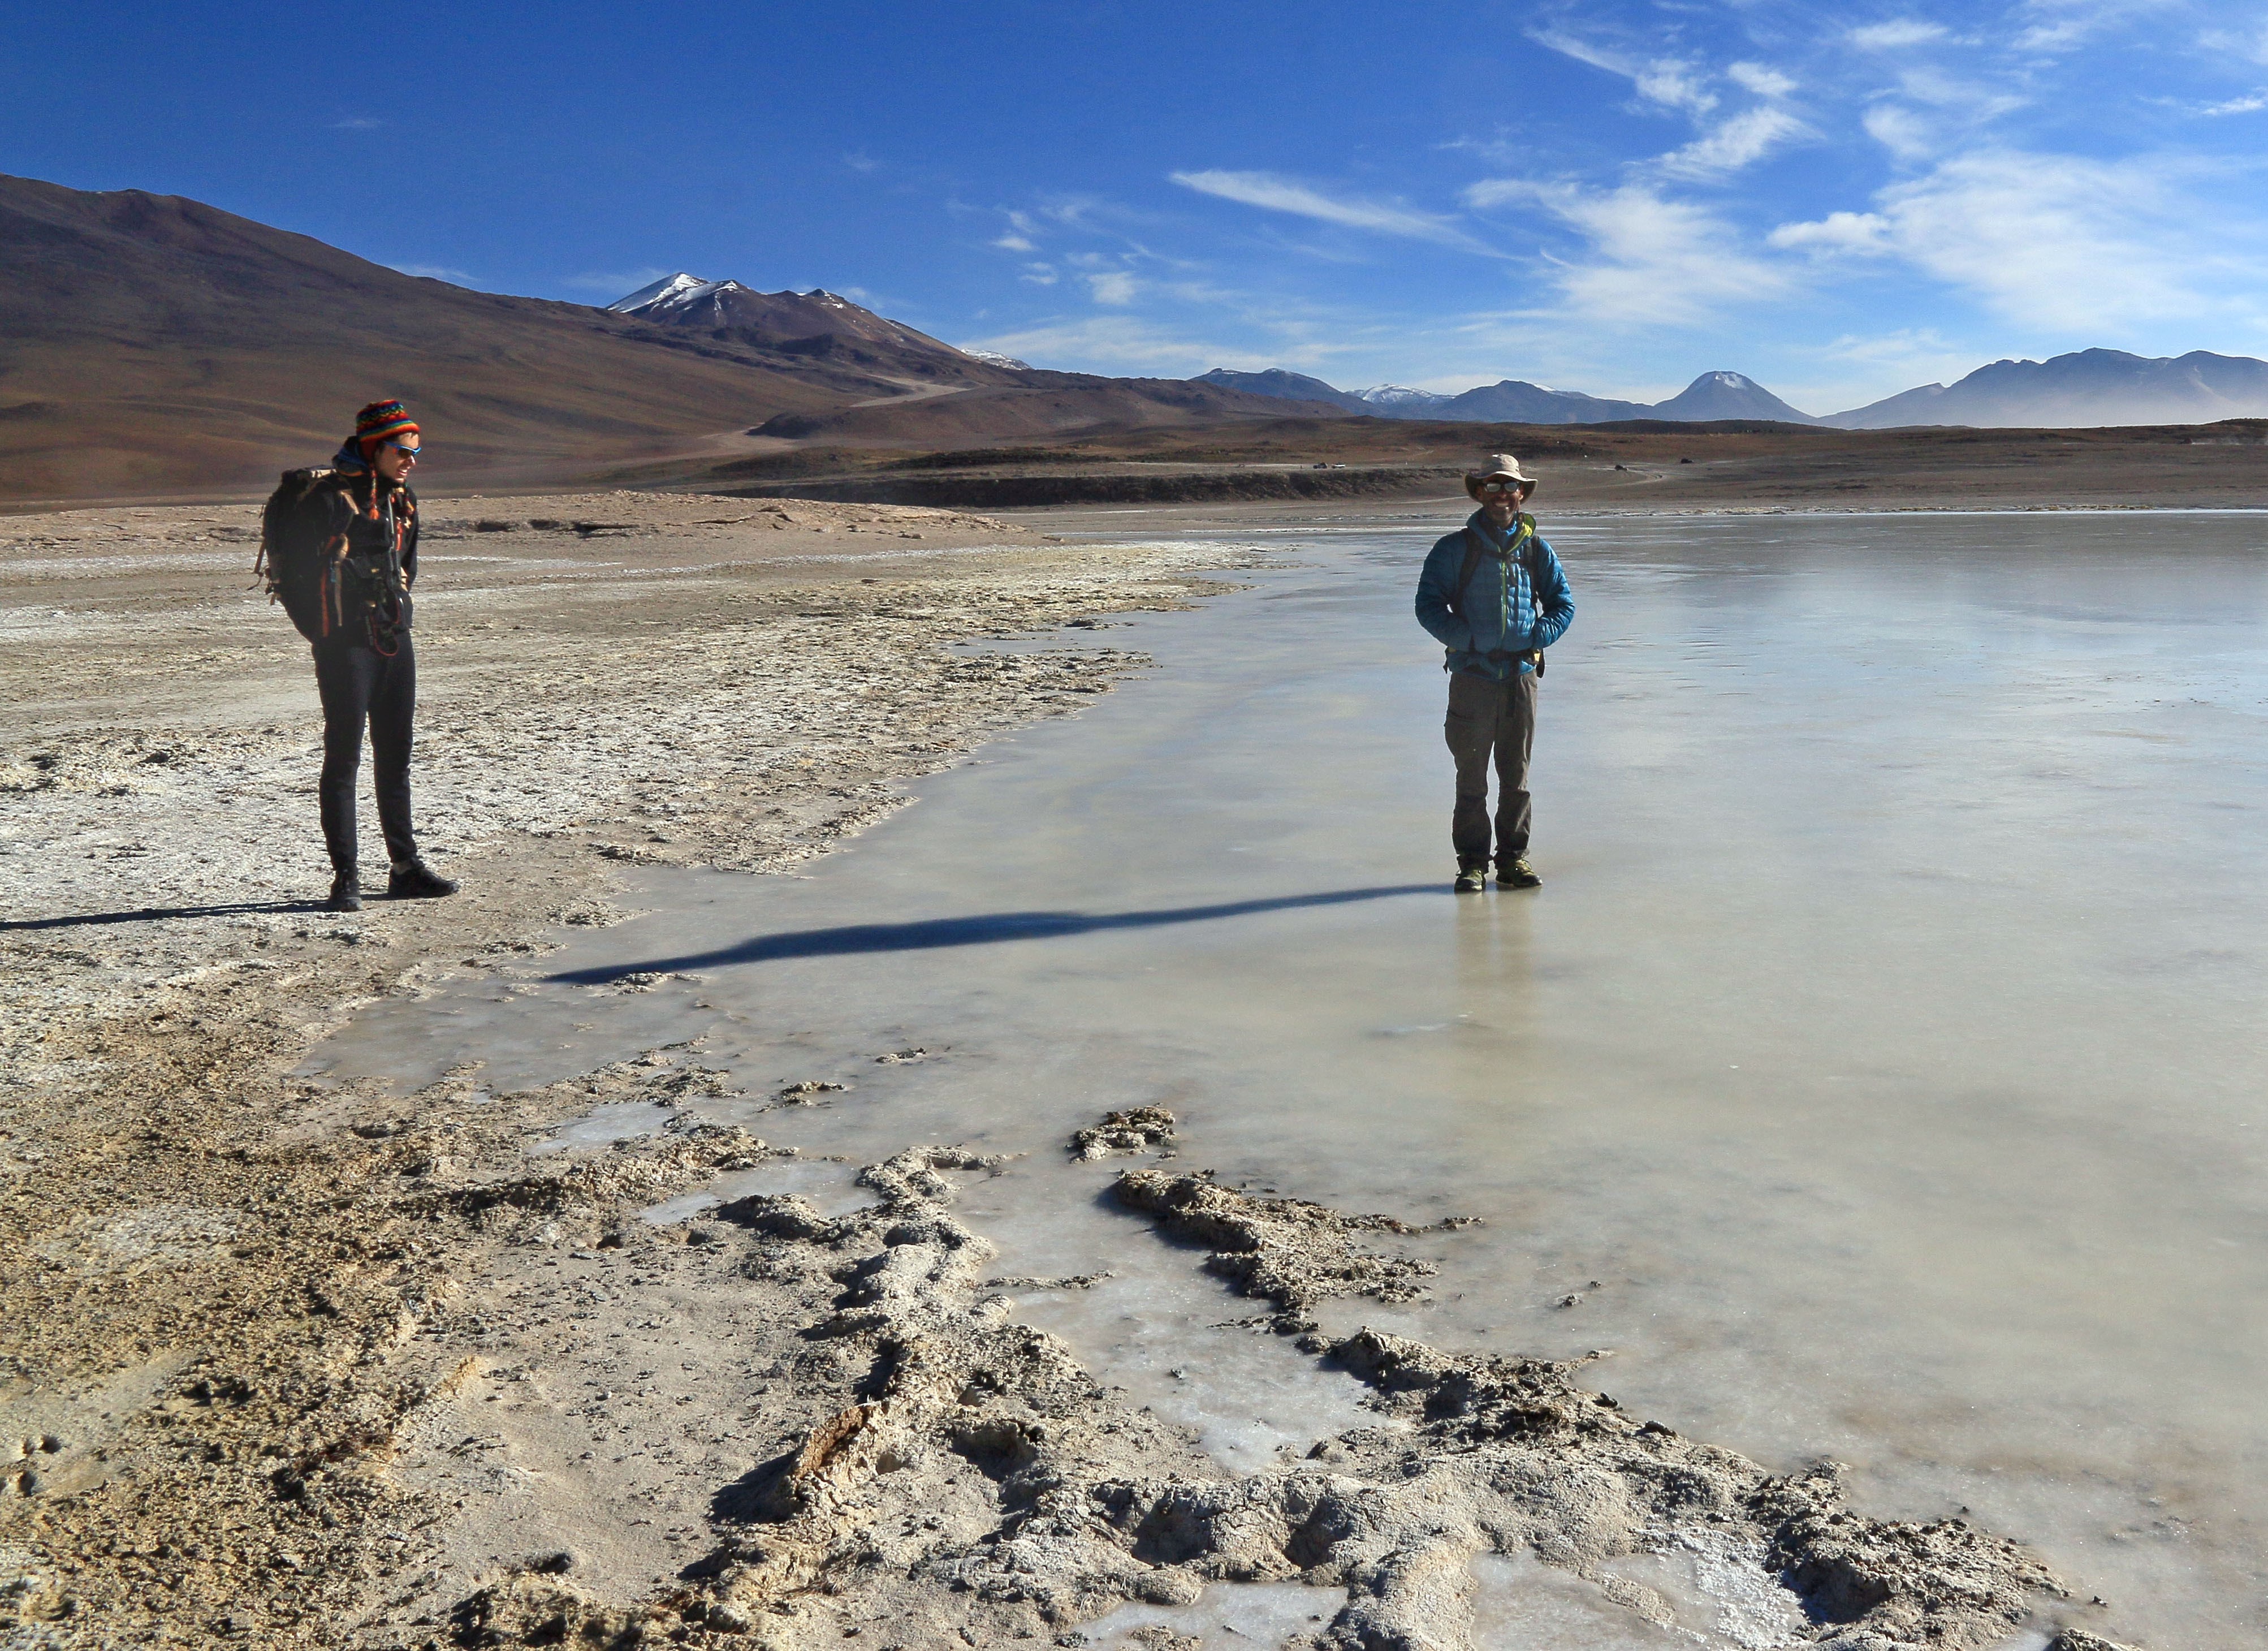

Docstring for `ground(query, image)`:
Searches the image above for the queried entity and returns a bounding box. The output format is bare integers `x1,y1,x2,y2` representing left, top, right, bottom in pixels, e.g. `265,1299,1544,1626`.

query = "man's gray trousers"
1444,668,1535,868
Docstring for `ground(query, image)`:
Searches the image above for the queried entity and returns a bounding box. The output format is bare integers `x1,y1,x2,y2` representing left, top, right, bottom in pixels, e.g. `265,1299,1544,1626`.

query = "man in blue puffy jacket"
1414,455,1575,892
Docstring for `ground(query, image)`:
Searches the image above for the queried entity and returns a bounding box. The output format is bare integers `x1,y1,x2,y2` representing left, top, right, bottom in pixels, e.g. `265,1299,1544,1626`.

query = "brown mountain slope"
0,174,912,501
749,374,1351,445
0,175,1351,505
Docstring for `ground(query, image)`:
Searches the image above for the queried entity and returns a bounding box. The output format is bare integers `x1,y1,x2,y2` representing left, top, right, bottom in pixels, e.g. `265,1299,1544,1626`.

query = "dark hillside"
0,174,863,499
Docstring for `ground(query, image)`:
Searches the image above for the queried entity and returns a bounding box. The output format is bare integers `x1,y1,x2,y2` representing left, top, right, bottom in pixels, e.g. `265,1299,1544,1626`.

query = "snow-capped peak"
608,272,709,313
608,272,752,316
1359,385,1448,406
960,347,1033,370
807,289,851,309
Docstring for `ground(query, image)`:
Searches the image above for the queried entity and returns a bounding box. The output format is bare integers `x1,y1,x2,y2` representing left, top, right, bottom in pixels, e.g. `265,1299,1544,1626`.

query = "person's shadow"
547,883,1442,986
1,900,327,933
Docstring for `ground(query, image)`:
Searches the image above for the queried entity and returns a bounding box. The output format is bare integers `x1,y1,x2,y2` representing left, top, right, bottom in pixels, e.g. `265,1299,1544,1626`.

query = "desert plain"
4,448,2263,1651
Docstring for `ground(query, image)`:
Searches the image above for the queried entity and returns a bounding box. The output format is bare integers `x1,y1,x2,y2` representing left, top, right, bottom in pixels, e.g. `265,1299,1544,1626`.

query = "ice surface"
1078,1579,1330,1646
635,1157,867,1226
314,511,2268,1649
529,1098,676,1154
982,1183,1380,1473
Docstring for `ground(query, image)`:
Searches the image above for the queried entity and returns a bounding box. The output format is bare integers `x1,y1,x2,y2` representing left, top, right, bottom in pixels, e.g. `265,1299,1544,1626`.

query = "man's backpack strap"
1451,528,1485,619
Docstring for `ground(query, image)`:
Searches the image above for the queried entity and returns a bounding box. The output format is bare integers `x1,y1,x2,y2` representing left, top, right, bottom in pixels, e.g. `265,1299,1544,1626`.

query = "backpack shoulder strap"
1452,527,1485,616
1515,513,1544,580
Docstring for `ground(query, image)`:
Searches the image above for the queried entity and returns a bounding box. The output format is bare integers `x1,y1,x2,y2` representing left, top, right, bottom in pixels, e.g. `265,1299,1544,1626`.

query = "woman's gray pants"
313,634,417,872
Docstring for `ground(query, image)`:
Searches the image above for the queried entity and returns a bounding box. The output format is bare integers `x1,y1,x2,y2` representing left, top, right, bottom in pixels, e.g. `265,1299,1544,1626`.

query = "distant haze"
1199,353,2268,430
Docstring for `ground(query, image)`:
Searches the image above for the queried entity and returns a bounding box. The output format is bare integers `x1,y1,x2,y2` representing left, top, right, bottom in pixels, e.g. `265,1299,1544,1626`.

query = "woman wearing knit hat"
258,399,458,912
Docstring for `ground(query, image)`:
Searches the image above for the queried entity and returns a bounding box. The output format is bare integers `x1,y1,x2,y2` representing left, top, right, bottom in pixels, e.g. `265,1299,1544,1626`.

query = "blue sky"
6,1,2267,413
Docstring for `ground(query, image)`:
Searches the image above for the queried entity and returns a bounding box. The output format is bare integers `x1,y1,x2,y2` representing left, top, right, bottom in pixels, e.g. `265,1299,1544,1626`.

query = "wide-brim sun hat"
1464,454,1536,500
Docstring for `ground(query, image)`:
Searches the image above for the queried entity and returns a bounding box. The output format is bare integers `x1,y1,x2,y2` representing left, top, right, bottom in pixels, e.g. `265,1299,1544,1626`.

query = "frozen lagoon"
317,510,2268,1649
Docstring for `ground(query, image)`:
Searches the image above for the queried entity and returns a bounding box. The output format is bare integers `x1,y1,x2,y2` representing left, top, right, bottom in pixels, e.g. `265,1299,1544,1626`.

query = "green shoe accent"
1454,865,1487,893
1498,856,1542,889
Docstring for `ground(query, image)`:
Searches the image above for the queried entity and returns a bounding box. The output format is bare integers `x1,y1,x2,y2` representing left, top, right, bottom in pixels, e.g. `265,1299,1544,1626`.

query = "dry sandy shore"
2,494,2133,1650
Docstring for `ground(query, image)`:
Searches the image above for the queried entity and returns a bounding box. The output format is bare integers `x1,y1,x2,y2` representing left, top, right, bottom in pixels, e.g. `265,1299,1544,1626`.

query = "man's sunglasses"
383,442,422,459
1478,480,1527,494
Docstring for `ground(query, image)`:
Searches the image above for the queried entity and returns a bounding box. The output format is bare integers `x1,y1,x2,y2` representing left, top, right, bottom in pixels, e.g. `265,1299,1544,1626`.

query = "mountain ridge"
1824,348,2268,428
1202,352,2268,430
1203,367,1817,426
0,179,1340,501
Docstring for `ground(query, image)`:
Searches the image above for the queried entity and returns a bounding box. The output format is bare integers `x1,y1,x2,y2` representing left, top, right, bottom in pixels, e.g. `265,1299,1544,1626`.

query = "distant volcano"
608,273,1008,386
1651,370,1818,424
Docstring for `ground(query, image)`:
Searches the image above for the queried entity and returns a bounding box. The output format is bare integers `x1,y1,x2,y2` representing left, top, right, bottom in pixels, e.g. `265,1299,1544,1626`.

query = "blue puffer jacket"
1414,510,1574,680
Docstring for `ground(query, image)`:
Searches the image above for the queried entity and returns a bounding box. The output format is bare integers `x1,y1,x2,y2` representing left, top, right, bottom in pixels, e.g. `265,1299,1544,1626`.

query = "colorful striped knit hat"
352,399,419,459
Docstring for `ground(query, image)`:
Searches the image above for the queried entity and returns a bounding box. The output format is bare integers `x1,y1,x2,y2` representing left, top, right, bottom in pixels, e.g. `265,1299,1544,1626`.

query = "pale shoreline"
1,494,1269,1644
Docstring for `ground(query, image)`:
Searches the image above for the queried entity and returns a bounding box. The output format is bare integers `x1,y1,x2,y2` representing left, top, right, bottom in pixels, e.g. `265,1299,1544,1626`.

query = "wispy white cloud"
2200,91,2268,115
1467,179,1797,326
1170,169,1494,252
1862,102,1938,161
1018,262,1059,286
1822,326,1968,367
1086,270,1141,305
1767,211,1895,255
1530,29,1718,115
332,117,383,131
1659,106,1809,179
1897,67,2027,117
2013,0,2172,55
1772,148,2268,332
2198,19,2268,66
1727,62,1798,98
842,151,879,173
1856,70,2029,164
986,209,1045,254
1633,61,1718,117
1848,20,1951,50
961,314,1282,375
393,263,474,284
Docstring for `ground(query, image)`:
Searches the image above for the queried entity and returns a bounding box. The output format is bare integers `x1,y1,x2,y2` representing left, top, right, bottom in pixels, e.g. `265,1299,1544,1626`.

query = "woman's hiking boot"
387,859,459,900
326,870,362,913
1454,861,1488,893
1497,856,1542,890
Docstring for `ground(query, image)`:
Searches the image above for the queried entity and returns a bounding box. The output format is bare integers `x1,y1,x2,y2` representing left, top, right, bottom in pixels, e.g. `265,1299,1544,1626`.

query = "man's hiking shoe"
1454,864,1488,894
1497,857,1543,890
387,860,459,900
326,871,362,913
